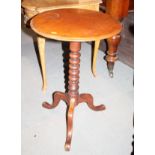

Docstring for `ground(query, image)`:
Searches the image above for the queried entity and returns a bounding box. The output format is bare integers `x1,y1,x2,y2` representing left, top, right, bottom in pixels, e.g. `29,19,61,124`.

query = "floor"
21,17,134,155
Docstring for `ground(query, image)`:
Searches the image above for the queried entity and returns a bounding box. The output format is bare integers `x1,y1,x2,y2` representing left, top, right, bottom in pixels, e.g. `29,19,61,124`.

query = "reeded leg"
106,34,121,77
37,36,47,93
92,40,100,77
79,94,105,111
42,91,68,109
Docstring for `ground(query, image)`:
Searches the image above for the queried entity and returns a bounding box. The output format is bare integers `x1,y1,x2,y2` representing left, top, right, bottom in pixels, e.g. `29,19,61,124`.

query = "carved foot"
65,98,76,151
42,91,68,109
79,94,105,111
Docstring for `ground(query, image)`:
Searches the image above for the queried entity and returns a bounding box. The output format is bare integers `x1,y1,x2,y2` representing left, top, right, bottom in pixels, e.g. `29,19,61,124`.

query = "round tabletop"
30,8,122,42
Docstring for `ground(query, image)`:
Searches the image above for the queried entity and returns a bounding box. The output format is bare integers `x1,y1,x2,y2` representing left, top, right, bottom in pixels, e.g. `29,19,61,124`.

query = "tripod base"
42,91,105,151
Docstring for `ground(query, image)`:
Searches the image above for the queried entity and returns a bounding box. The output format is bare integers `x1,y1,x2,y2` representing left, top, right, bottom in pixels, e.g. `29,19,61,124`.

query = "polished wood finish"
106,34,121,77
128,0,134,11
22,0,100,92
101,0,134,12
31,9,122,41
42,42,105,151
102,0,129,77
30,8,121,151
99,12,134,68
31,8,122,76
105,0,129,20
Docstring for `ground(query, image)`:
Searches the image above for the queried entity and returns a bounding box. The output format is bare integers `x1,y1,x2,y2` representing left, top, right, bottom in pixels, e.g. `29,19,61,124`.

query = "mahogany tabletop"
30,8,122,42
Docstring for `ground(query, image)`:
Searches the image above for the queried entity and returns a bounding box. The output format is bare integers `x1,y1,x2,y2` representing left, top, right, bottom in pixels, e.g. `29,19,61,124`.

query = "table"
22,0,100,93
101,0,130,77
30,8,122,151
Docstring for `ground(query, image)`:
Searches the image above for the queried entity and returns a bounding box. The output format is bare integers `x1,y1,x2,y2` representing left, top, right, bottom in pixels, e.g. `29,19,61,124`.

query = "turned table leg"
42,41,105,151
106,34,121,77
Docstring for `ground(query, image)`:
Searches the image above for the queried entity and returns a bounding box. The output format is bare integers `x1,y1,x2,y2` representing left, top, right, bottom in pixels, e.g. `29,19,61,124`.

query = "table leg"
78,93,105,111
106,34,121,77
37,36,47,93
42,41,105,151
22,10,47,93
104,0,129,77
92,40,100,77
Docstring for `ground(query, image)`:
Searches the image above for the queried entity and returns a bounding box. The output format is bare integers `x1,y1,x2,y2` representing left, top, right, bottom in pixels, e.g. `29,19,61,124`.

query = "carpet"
21,27,134,155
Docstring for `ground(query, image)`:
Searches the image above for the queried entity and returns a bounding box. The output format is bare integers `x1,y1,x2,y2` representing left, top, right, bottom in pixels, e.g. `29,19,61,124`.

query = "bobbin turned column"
42,41,105,151
68,42,81,104
65,42,81,150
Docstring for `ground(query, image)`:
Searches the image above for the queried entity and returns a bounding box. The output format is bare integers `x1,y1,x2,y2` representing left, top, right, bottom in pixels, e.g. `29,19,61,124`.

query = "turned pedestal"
30,8,122,151
42,42,105,151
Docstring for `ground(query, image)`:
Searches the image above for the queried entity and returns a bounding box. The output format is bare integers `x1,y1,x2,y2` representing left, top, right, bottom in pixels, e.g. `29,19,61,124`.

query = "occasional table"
30,8,122,151
22,0,101,93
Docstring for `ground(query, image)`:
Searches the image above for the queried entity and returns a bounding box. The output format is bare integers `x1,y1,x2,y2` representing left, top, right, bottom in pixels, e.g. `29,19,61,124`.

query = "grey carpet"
21,28,134,155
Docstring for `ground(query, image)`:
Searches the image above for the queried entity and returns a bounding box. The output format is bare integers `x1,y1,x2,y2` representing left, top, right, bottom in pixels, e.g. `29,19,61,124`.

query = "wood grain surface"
31,8,122,42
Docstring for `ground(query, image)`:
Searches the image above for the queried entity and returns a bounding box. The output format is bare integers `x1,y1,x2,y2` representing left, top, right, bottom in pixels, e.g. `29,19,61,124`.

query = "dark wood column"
102,0,130,77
